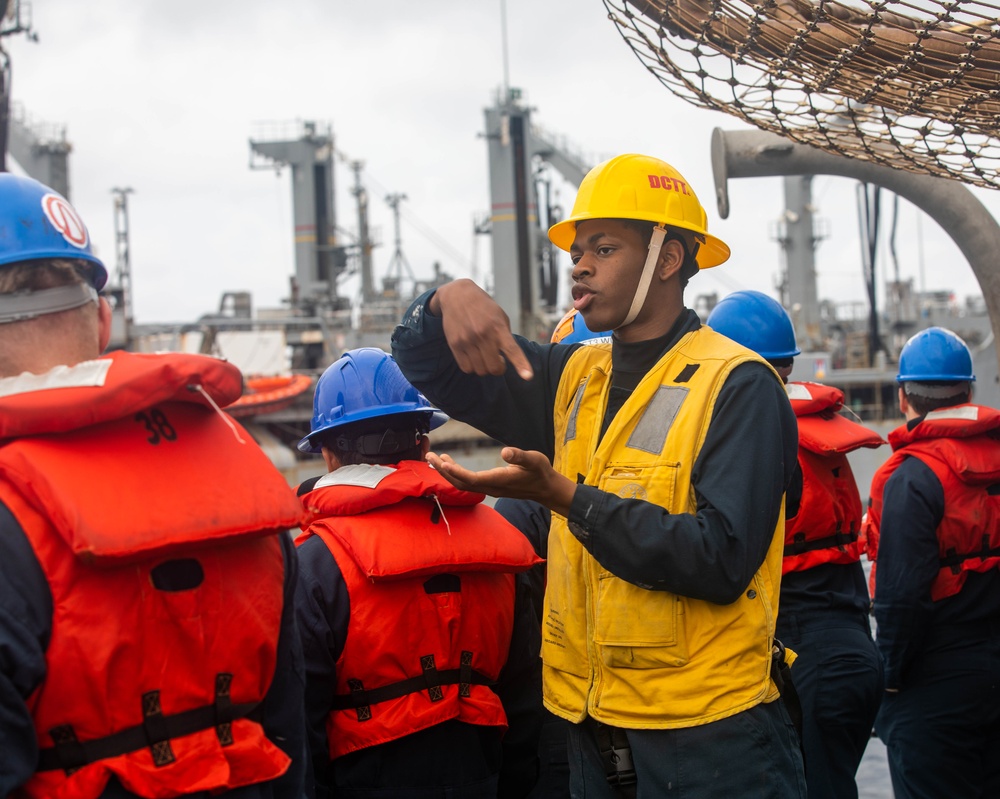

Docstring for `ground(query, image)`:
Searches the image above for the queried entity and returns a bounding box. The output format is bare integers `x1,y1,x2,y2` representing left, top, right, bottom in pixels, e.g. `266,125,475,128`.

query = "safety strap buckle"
597,723,637,796
771,639,804,740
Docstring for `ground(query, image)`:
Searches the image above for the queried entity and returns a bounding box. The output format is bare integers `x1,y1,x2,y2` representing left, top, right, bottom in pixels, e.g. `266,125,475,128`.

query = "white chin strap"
619,226,667,329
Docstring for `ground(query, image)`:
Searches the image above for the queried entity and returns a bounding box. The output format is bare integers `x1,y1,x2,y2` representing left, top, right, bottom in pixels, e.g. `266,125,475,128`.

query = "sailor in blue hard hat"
895,325,976,394
0,174,108,285
706,289,801,365
298,346,448,458
708,290,886,799
0,173,111,373
867,326,1000,799
0,173,311,794
293,347,543,795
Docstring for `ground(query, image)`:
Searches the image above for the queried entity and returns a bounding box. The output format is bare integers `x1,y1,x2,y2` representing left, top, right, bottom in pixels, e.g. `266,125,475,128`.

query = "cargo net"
603,0,1000,188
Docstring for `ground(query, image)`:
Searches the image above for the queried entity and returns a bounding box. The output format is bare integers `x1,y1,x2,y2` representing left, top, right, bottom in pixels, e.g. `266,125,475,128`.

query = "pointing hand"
431,279,534,380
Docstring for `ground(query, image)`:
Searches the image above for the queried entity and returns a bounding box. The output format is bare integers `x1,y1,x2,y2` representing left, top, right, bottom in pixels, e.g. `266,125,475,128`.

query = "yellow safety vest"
543,328,786,728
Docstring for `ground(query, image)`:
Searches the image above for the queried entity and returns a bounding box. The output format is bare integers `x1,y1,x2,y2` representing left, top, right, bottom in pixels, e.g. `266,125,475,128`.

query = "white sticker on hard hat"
41,194,89,249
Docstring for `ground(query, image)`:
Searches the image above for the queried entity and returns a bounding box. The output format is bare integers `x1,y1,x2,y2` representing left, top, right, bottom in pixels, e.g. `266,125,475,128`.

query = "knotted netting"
604,0,1000,188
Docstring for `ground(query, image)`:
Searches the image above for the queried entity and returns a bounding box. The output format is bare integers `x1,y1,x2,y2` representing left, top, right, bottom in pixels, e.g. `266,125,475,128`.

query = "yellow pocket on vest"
593,574,689,669
598,462,680,508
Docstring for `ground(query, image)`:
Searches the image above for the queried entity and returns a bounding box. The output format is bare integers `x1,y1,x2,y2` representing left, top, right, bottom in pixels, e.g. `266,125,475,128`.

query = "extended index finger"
499,333,534,381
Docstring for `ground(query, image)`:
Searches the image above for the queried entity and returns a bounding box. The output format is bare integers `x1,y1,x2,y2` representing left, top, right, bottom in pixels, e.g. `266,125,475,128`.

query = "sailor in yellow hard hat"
392,153,805,797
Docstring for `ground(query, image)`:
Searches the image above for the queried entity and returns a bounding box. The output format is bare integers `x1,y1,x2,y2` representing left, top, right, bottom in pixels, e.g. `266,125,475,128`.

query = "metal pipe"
712,128,1000,377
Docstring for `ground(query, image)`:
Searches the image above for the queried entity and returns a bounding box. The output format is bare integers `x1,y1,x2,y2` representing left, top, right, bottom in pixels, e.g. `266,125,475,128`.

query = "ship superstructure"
2,66,996,489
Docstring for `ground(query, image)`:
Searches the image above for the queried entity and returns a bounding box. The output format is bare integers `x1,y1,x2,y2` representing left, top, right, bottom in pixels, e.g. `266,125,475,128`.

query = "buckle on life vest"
348,678,372,722
421,654,444,702
47,725,85,774
771,640,804,740
214,672,235,746
459,650,473,698
141,690,176,767
770,640,788,685
596,722,637,798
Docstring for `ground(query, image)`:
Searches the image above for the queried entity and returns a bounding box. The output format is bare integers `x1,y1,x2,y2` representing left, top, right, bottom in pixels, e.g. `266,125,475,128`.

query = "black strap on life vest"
940,536,1000,574
331,651,495,722
37,673,258,774
771,639,807,776
784,522,858,557
595,721,637,799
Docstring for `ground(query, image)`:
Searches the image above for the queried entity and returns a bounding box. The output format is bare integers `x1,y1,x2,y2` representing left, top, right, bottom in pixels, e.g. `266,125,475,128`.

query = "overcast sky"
5,0,993,324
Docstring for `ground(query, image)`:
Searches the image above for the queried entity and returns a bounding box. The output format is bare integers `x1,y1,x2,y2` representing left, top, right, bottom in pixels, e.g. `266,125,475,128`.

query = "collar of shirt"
610,308,700,391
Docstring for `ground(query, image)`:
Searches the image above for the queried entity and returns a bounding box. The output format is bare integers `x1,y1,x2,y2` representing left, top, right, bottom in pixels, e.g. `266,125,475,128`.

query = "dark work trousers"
527,711,571,798
874,621,1000,799
776,609,884,799
565,700,807,798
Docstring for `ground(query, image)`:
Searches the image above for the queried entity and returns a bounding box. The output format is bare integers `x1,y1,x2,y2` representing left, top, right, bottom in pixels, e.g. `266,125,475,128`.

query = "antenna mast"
112,186,134,333
384,192,415,296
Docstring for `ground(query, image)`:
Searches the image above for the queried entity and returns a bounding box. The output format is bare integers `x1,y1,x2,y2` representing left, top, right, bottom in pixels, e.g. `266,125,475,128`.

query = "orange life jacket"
865,404,1000,600
298,461,542,759
0,352,305,799
783,382,885,574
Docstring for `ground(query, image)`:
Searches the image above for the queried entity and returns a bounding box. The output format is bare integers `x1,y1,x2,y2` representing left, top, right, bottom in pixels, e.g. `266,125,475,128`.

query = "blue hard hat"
0,174,107,290
298,347,448,454
551,308,612,345
706,290,801,360
896,327,975,382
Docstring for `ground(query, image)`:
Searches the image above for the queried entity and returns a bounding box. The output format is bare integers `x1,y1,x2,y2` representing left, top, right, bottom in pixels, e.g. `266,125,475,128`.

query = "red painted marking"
647,175,689,195
42,194,89,248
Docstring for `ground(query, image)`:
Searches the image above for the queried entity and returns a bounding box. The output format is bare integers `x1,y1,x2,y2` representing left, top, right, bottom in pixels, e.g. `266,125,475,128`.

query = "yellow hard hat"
547,153,730,268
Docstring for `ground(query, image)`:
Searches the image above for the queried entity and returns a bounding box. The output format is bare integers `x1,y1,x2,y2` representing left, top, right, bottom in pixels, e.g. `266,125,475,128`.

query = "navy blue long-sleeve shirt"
0,503,308,799
391,292,798,606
